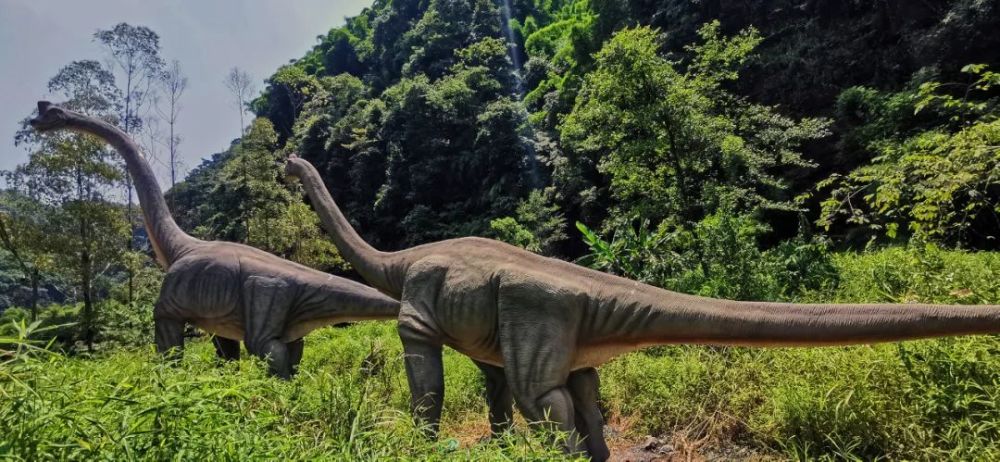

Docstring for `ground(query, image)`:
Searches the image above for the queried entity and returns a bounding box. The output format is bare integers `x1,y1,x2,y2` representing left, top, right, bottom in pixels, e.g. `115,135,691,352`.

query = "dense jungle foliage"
3,0,1000,460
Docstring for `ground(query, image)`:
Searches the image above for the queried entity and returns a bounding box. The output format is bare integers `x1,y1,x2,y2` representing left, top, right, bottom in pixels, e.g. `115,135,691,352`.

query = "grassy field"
2,247,1000,460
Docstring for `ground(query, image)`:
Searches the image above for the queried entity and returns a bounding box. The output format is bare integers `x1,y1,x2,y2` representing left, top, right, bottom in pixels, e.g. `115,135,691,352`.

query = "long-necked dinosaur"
287,154,1000,460
29,102,400,379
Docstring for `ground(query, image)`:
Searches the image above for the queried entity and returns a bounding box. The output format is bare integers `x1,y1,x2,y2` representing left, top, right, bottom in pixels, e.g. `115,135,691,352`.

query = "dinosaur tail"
285,155,398,296
606,286,1000,347
32,102,198,268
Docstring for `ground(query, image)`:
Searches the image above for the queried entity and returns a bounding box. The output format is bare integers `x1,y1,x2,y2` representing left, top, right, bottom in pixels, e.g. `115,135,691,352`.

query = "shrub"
578,212,838,300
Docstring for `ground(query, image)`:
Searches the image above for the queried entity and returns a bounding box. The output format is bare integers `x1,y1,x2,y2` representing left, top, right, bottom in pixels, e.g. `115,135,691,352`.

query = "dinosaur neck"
284,278,400,341
66,113,197,268
290,158,399,295
591,284,1000,347
336,288,400,321
300,280,400,323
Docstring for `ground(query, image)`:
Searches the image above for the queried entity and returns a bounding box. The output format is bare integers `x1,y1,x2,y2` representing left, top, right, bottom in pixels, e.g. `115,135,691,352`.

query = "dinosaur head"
29,101,73,133
284,153,308,179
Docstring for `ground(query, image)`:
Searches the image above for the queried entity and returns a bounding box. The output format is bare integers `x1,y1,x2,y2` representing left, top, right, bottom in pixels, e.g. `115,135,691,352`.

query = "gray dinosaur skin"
29,102,400,379
288,154,1000,460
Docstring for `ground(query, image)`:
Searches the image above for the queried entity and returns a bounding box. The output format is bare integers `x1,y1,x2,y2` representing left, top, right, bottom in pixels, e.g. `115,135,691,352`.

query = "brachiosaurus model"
30,101,400,379
287,154,1000,460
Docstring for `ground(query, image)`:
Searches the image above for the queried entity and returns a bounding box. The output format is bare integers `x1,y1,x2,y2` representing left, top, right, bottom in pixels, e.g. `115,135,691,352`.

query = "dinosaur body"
30,102,400,378
287,155,1000,460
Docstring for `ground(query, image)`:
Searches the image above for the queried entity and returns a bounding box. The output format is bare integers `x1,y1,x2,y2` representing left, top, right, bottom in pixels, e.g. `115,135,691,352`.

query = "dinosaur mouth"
28,117,59,132
29,101,68,132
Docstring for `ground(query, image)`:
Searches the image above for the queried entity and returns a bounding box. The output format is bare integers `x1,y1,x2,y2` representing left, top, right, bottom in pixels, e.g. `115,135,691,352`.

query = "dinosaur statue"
29,102,400,379
286,154,1000,461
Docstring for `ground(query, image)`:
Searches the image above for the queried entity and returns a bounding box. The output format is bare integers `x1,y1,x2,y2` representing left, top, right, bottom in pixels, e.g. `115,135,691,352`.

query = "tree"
94,23,165,307
368,0,429,89
400,0,503,80
284,75,385,246
164,149,234,238
0,192,55,320
369,41,532,246
170,118,345,270
218,118,281,244
321,28,365,77
254,65,321,142
158,60,187,199
9,60,129,349
224,67,255,136
94,23,164,134
489,189,568,255
43,60,121,117
560,24,828,232
819,65,1000,248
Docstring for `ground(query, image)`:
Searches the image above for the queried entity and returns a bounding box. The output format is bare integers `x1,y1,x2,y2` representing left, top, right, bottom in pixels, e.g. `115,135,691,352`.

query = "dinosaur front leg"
212,336,241,361
475,360,514,437
242,276,295,379
396,266,447,437
399,325,445,436
568,368,610,462
154,312,185,361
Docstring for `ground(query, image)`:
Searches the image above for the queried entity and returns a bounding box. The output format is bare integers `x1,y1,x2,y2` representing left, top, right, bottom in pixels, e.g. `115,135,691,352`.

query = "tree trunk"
242,156,251,243
169,115,176,211
80,218,94,350
127,181,135,308
124,73,135,308
73,161,96,349
82,253,94,350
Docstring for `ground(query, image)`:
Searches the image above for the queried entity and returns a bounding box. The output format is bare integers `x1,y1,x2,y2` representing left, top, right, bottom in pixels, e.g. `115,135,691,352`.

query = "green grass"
0,322,571,461
3,247,1000,460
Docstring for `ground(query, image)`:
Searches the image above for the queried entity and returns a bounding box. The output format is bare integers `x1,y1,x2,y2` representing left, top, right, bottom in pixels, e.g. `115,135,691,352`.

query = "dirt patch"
609,434,768,462
604,413,773,462
445,413,773,461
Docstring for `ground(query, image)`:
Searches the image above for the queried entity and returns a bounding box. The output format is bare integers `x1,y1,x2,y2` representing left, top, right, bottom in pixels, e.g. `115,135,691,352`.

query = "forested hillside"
4,1,1000,460
160,0,1000,298
229,0,1000,253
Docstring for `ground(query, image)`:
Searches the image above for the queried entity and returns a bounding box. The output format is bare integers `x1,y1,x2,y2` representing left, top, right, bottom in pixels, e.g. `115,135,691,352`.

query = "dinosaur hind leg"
475,360,514,437
242,276,294,379
498,283,586,456
568,368,610,462
505,367,583,455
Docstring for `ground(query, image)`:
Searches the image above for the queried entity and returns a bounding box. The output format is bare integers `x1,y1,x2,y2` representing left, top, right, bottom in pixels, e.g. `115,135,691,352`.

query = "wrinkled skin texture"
30,102,400,379
288,155,1000,460
150,239,399,379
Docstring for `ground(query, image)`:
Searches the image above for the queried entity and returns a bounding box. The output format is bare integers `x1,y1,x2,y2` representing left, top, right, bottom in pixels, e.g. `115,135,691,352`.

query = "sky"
0,0,369,184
